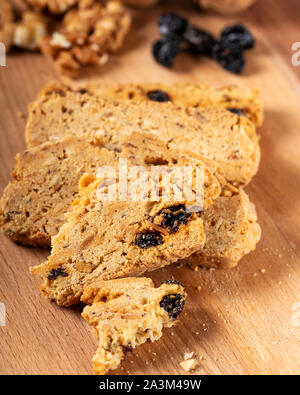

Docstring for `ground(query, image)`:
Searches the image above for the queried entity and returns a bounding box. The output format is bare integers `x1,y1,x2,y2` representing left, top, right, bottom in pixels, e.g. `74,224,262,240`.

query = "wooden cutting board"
0,0,299,375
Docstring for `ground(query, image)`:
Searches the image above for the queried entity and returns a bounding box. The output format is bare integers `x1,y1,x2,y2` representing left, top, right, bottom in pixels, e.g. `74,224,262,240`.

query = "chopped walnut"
40,0,131,77
24,0,79,14
13,12,47,51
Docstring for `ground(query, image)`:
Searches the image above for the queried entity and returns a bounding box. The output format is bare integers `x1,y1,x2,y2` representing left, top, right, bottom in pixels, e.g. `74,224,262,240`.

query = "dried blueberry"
152,37,181,68
164,279,184,287
212,43,245,74
183,26,216,56
227,108,243,116
219,24,255,50
135,231,163,249
122,345,133,354
48,267,68,280
157,205,191,233
160,293,185,320
147,90,171,102
158,12,188,38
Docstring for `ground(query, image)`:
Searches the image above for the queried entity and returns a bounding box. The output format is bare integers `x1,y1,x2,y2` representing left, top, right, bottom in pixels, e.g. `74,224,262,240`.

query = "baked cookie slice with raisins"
26,82,260,186
81,278,186,375
30,172,206,306
84,82,263,127
123,132,261,269
0,136,118,247
1,133,222,247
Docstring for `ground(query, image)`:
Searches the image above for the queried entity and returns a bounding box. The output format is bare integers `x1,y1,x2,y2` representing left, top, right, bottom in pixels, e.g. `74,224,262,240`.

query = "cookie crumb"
180,358,197,372
184,351,194,360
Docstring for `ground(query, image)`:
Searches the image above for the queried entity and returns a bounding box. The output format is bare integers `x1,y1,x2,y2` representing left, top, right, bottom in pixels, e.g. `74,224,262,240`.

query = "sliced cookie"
84,81,263,127
0,134,221,247
0,136,118,247
30,173,205,306
122,132,261,268
181,189,261,269
81,277,186,375
26,82,260,186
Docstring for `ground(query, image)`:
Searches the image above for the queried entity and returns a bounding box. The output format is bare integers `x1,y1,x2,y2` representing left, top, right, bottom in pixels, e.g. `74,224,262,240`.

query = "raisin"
157,205,192,233
183,26,216,56
164,279,184,287
48,267,68,280
160,293,185,320
147,90,171,102
122,345,133,354
212,43,245,74
219,24,255,51
228,108,243,116
152,37,180,68
135,231,163,249
158,12,188,39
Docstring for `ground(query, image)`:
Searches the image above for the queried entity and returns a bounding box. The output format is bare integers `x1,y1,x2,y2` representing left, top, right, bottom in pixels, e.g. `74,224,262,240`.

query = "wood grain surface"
0,0,299,375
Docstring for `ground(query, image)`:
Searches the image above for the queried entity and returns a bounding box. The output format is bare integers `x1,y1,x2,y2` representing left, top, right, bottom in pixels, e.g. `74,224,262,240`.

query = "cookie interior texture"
0,133,222,247
25,82,260,186
84,81,263,127
81,277,186,375
29,170,206,306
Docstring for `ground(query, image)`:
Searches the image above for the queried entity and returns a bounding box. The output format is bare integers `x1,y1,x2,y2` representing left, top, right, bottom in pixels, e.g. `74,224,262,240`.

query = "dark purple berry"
183,26,216,56
135,231,163,249
157,204,191,233
212,43,245,74
48,267,68,280
147,90,171,102
164,279,184,287
152,37,180,68
227,108,243,116
158,12,188,39
219,24,255,50
160,293,185,320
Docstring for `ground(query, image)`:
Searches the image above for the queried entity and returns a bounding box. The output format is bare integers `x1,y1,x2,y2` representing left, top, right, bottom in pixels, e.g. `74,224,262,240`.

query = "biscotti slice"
84,82,263,127
1,133,222,247
181,189,261,269
30,166,214,306
26,83,260,185
0,136,119,247
81,278,186,375
121,132,261,269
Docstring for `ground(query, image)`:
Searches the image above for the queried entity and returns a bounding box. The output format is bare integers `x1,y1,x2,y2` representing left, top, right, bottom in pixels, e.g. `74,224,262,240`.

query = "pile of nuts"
0,0,131,77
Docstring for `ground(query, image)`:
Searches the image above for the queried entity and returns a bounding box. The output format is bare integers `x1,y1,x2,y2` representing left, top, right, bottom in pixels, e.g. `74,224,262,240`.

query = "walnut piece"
40,0,131,77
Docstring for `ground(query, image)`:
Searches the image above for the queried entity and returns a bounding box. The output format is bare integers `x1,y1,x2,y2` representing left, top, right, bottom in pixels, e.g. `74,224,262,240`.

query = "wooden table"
0,0,299,375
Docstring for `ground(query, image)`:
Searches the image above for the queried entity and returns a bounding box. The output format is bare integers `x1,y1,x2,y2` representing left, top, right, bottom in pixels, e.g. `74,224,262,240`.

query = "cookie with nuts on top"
81,277,186,375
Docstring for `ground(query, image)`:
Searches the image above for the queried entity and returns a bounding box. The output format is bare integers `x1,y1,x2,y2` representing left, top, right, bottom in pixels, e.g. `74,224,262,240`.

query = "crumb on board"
180,358,198,372
184,351,194,360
